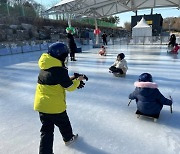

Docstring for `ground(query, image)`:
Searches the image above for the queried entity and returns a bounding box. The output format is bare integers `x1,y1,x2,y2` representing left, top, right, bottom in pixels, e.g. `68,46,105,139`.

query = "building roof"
46,0,180,18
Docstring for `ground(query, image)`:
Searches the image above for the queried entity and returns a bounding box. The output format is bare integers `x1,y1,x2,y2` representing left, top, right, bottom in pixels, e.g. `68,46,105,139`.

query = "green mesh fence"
78,18,117,28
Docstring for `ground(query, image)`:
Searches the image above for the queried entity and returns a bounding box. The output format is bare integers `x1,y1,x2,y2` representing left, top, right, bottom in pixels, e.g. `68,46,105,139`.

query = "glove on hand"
74,73,88,81
77,81,85,89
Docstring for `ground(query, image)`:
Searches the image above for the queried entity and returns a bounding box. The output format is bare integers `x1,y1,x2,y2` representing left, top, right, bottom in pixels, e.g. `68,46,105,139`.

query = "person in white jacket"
109,53,128,75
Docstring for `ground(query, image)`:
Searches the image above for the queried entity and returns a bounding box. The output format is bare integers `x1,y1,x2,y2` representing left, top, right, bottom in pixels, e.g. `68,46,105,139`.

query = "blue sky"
35,0,180,27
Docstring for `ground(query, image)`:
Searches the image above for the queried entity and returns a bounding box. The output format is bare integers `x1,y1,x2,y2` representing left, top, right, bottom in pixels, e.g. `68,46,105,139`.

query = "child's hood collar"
134,81,158,88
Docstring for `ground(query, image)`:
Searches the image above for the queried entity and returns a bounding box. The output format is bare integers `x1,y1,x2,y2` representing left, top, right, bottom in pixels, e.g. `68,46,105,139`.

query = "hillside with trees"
0,1,179,43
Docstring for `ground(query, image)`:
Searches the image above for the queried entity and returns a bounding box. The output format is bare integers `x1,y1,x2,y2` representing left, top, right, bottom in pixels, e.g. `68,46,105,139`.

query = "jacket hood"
38,53,62,69
134,81,158,88
134,81,158,97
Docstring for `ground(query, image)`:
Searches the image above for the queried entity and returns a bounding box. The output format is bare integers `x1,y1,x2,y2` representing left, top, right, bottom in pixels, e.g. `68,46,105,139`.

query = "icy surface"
0,45,180,154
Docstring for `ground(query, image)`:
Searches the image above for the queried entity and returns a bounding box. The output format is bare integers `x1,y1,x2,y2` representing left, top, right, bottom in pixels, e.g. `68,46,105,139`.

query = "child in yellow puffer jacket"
34,42,86,154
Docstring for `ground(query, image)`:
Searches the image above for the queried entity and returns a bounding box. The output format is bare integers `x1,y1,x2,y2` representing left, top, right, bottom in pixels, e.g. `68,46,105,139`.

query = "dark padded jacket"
129,81,172,115
67,33,77,53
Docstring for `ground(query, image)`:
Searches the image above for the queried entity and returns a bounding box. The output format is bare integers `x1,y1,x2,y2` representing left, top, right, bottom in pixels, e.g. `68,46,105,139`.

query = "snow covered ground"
0,44,180,154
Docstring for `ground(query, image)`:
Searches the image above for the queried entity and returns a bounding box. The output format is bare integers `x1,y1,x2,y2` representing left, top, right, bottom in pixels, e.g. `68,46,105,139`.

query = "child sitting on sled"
109,53,128,76
129,73,172,118
99,45,106,56
171,43,179,54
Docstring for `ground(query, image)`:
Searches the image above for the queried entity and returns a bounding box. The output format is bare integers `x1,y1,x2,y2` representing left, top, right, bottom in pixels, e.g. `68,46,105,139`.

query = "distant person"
101,32,108,45
171,43,179,54
99,45,106,56
67,29,77,61
109,53,128,76
110,33,114,45
168,34,176,48
129,73,172,118
34,42,87,154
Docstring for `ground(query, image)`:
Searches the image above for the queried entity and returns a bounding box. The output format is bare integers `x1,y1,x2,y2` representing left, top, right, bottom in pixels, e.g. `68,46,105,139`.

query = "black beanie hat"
118,53,125,59
139,73,153,82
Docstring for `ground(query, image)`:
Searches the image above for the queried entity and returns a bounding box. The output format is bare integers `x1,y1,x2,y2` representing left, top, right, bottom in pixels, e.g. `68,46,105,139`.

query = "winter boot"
72,57,77,61
65,134,78,146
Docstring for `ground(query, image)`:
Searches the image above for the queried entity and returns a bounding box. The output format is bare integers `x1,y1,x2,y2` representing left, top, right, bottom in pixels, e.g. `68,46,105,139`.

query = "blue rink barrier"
0,40,83,56
76,47,82,53
22,43,32,53
0,44,11,56
0,41,51,56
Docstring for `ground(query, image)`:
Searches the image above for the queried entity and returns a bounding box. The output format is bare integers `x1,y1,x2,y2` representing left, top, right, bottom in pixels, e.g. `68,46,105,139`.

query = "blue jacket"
129,81,172,115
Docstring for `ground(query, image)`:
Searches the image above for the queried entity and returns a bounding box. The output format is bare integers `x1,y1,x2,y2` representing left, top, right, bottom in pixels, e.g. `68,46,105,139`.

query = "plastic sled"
136,110,159,122
113,73,126,77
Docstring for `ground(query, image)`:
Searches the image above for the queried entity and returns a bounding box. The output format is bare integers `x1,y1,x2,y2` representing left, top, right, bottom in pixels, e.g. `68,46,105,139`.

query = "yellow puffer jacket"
34,53,80,114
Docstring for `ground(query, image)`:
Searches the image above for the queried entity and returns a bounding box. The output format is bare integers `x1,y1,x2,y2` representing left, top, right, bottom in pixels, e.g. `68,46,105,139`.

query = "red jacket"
172,45,180,54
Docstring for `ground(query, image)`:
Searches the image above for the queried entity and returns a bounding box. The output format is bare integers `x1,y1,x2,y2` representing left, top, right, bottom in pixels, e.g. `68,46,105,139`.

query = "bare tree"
163,17,180,32
124,22,131,31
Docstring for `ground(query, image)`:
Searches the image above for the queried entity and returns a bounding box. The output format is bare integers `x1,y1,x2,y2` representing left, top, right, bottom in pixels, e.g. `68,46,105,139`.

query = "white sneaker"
65,134,78,146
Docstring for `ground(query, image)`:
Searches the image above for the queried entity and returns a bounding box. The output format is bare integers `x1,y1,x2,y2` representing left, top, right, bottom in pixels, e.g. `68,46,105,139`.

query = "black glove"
74,73,88,81
77,81,85,89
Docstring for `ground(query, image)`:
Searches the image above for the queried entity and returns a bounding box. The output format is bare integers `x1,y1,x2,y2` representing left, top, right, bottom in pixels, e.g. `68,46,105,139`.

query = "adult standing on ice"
67,29,77,61
34,42,86,154
101,32,108,45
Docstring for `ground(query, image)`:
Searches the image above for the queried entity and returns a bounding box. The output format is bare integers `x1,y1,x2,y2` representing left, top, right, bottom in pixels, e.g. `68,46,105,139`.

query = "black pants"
39,111,73,154
103,39,107,45
70,52,75,59
109,66,123,74
168,42,175,47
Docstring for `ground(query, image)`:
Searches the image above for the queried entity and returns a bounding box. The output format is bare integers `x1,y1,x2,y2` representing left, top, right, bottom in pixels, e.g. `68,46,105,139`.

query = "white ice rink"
0,44,180,154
